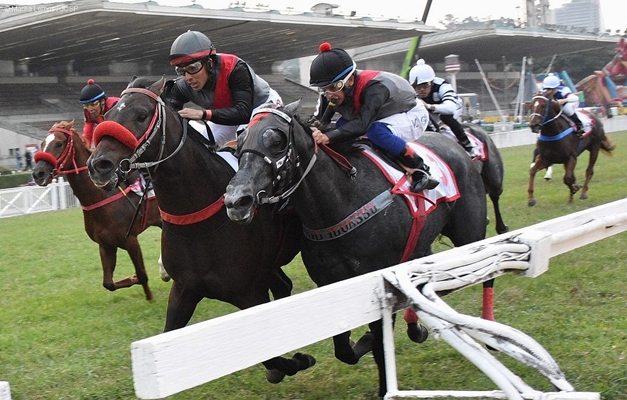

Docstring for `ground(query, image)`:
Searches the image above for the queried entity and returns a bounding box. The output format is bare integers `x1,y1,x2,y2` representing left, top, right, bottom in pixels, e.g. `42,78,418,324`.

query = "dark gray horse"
224,101,490,397
86,77,314,384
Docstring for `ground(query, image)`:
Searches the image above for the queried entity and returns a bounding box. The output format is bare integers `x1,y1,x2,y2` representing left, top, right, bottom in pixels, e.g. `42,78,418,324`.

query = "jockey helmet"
309,42,356,87
79,79,105,104
542,74,561,90
169,30,216,66
408,59,435,87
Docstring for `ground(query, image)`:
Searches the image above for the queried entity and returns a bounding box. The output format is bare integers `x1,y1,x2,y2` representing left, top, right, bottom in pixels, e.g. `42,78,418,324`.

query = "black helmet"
309,42,356,87
169,30,216,66
79,79,105,104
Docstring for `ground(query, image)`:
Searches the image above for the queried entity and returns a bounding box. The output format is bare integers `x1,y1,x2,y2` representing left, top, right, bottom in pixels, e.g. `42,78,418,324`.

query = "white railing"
130,198,627,400
0,178,79,218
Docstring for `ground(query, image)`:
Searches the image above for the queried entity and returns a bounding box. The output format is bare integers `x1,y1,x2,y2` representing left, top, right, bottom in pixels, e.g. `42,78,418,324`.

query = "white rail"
131,199,627,399
0,178,79,218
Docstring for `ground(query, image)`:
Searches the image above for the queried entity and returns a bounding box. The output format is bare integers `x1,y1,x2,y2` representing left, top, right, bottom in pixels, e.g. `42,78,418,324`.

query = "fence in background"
0,178,79,218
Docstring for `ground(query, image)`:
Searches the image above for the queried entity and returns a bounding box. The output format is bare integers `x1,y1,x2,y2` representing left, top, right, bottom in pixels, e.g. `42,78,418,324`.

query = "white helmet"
542,73,560,89
408,59,435,86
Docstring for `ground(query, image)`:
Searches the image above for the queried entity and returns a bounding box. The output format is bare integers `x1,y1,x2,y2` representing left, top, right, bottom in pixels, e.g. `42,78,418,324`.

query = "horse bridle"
237,107,317,205
529,95,564,127
34,127,87,178
96,87,188,184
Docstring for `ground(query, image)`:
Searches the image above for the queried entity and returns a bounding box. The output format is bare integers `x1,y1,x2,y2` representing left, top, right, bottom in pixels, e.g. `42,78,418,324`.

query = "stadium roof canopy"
352,26,622,66
0,0,435,75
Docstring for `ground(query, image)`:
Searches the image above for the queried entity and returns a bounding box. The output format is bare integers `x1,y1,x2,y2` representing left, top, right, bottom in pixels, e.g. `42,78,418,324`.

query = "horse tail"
600,135,616,155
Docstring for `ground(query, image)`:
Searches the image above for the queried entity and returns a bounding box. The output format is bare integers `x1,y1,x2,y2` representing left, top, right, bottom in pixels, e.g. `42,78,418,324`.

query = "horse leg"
489,193,509,234
332,330,374,365
563,158,580,203
163,280,204,331
527,159,543,207
580,148,599,200
368,319,389,398
158,253,171,282
481,279,495,321
268,267,293,300
403,308,428,343
99,244,120,293
262,353,316,384
123,236,153,302
544,165,553,181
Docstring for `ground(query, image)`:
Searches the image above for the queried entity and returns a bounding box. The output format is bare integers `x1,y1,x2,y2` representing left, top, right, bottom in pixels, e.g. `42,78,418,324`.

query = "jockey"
409,59,479,158
80,79,119,148
308,42,437,193
166,30,283,149
542,73,584,135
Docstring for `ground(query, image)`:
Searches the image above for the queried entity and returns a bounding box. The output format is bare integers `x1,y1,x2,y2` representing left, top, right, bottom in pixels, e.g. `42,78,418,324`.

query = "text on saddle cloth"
359,143,460,215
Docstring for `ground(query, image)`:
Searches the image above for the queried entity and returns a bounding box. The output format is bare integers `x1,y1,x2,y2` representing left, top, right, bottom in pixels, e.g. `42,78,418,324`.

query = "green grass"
1,132,626,399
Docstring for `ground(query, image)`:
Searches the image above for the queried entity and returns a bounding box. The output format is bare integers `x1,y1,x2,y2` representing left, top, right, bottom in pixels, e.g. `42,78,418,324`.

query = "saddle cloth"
436,128,487,161
575,110,594,137
359,142,460,214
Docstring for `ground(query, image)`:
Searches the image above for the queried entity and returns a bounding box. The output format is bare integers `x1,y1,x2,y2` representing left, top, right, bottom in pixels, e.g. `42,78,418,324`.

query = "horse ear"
283,99,301,116
162,79,176,101
127,75,138,88
148,76,166,96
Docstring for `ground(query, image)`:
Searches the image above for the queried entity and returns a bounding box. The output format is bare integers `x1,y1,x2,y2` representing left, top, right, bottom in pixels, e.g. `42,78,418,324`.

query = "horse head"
225,100,304,224
32,120,87,186
527,94,561,133
88,76,170,191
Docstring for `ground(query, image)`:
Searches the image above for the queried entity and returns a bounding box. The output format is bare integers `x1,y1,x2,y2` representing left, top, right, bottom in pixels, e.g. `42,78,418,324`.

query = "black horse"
224,101,490,397
86,77,314,383
427,115,508,234
527,94,616,206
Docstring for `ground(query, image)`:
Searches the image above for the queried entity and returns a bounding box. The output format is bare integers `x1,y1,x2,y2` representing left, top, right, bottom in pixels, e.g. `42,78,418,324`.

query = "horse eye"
137,112,149,123
262,129,286,154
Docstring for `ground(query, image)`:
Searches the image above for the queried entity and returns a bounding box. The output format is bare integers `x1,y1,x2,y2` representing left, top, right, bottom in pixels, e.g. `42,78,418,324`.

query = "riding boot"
448,119,479,157
398,145,439,192
570,113,584,136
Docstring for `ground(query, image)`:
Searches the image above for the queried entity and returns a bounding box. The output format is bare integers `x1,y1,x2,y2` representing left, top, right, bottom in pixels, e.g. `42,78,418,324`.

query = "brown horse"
527,95,616,206
86,77,314,383
31,121,163,301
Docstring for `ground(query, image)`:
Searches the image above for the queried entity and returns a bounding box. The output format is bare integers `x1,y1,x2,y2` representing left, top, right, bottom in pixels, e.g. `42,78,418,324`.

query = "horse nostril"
235,196,253,210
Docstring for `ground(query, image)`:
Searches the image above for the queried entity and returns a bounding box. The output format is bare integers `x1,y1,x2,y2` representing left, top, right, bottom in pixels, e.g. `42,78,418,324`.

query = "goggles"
317,67,355,95
175,60,204,76
413,82,431,90
83,99,101,108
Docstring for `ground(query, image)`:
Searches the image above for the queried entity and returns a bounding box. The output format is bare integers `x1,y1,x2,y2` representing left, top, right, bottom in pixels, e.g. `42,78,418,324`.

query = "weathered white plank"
131,272,386,399
0,382,11,400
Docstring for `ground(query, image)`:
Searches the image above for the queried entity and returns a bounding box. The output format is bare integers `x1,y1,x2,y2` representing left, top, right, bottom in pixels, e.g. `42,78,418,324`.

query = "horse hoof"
266,369,286,384
406,322,429,343
497,225,510,234
580,193,589,200
528,199,536,207
293,352,316,371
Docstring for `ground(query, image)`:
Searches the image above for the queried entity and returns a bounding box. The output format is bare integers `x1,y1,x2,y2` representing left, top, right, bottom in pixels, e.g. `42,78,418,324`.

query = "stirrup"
410,169,439,192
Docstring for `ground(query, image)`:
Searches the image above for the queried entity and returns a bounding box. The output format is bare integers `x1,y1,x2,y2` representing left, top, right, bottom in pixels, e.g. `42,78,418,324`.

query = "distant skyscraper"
552,0,602,32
